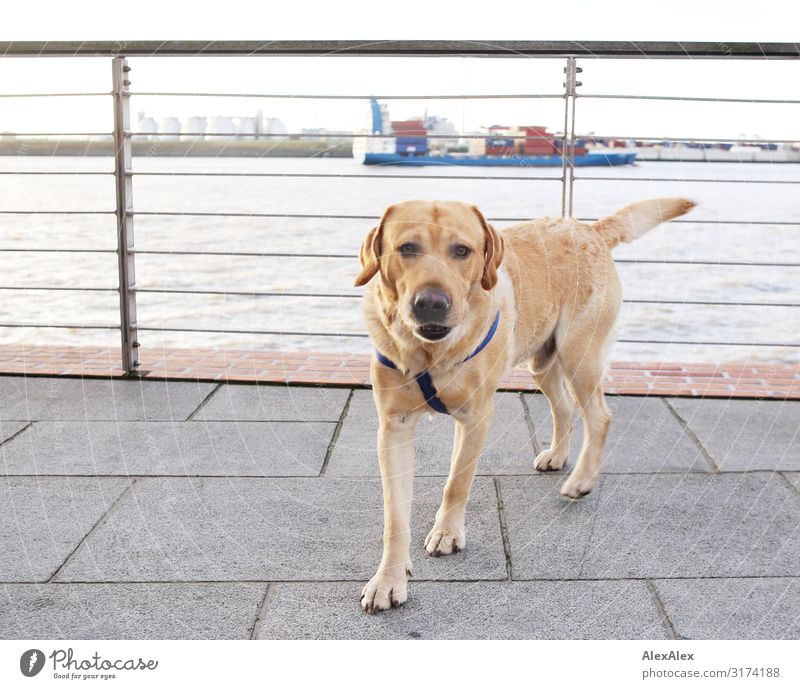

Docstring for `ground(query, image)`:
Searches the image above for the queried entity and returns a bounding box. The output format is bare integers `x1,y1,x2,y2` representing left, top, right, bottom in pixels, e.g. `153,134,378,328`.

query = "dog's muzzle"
412,288,452,340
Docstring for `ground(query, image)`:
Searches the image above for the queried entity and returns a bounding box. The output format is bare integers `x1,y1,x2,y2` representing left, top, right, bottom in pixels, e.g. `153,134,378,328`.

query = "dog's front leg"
361,411,417,613
425,402,492,557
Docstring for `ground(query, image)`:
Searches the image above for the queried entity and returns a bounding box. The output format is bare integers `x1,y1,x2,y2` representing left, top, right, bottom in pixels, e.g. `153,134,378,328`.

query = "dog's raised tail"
593,198,696,248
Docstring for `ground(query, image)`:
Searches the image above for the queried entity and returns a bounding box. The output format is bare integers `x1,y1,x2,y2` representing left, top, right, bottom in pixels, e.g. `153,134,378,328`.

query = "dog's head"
354,200,504,342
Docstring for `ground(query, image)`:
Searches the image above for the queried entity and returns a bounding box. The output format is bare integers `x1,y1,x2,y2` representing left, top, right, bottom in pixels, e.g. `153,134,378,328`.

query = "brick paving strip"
0,345,798,398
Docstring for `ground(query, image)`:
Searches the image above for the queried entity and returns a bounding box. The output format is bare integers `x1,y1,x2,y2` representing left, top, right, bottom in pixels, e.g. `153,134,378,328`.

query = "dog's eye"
453,244,472,259
398,243,419,256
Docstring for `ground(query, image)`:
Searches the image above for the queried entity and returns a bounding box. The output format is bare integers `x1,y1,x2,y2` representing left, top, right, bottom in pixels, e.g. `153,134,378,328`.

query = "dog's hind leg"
557,326,614,499
529,352,575,473
425,400,493,557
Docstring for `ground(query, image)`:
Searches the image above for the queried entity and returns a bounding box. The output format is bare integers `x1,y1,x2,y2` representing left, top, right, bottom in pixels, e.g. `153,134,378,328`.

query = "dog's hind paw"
560,472,598,499
534,448,567,472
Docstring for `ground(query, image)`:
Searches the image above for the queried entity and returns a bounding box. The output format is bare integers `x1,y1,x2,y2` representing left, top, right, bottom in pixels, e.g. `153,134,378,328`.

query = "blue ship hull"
362,151,636,167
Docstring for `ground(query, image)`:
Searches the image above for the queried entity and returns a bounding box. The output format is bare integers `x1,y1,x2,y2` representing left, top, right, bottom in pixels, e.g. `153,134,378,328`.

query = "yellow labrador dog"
354,198,695,613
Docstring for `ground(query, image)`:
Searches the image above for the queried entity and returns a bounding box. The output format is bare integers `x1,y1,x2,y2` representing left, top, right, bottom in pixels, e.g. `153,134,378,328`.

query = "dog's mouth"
416,324,452,341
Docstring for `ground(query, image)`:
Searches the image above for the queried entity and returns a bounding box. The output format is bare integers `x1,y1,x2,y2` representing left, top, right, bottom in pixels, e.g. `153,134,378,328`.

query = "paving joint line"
9,574,800,585
778,471,800,496
6,419,341,425
0,469,787,479
46,478,139,583
493,477,513,580
319,389,353,476
646,579,679,640
248,583,273,640
576,478,604,579
662,398,720,473
185,382,222,421
0,421,32,448
519,392,541,455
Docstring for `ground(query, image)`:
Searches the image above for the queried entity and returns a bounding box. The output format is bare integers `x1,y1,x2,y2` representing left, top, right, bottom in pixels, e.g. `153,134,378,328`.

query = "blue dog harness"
375,310,500,415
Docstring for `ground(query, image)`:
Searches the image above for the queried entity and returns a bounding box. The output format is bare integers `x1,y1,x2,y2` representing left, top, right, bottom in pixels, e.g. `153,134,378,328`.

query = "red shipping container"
391,120,426,136
521,125,556,155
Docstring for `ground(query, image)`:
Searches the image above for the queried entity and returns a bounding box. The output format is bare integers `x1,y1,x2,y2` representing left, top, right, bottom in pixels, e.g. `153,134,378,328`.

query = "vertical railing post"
561,56,581,217
112,56,139,374
560,58,571,217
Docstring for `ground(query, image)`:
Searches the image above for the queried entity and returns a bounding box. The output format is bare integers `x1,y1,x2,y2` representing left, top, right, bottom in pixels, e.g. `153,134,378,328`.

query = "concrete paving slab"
497,475,597,579
0,376,215,421
256,580,667,639
1,420,29,444
1,421,334,477
0,583,267,640
55,477,506,583
525,394,708,473
501,474,800,580
654,578,800,640
668,398,800,471
0,477,131,582
327,390,535,476
198,384,349,422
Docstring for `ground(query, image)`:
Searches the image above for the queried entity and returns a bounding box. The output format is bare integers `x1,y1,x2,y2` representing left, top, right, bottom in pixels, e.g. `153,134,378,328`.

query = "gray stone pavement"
1,376,798,640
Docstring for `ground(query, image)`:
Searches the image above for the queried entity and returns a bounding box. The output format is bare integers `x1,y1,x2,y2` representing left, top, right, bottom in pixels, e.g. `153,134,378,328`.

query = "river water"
0,155,798,363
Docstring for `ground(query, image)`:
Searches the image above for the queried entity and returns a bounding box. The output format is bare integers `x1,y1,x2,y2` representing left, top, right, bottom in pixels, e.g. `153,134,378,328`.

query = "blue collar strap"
375,310,500,415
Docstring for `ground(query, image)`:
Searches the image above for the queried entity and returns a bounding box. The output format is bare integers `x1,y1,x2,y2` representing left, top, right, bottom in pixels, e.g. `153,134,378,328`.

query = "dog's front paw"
560,471,598,499
534,447,567,472
424,525,466,557
360,565,411,614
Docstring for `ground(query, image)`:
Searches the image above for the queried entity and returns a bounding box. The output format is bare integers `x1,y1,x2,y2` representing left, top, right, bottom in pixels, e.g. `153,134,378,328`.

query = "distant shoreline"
0,139,353,158
3,139,799,163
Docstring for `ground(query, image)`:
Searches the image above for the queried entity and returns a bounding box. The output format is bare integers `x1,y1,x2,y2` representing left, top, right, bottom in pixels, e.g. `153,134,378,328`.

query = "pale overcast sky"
2,0,798,138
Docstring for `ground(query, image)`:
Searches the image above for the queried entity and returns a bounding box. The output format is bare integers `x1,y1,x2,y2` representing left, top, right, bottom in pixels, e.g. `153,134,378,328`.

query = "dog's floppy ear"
472,205,504,290
354,205,394,287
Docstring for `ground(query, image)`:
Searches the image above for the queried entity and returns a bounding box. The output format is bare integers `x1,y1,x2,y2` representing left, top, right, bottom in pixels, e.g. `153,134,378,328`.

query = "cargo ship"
353,99,636,167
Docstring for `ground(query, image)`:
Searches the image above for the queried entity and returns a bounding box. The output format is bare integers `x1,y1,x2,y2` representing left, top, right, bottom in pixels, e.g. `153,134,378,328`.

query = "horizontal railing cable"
130,326,800,348
129,288,800,308
623,298,799,307
131,171,564,181
0,210,114,215
128,131,565,140
0,132,112,137
0,248,116,253
1,320,795,347
131,91,565,100
577,218,800,226
583,134,800,145
129,248,799,267
574,176,800,184
1,283,795,308
2,211,795,228
137,326,370,337
0,171,113,176
0,322,119,329
131,213,800,227
579,93,800,105
0,92,110,98
0,286,117,292
617,339,799,347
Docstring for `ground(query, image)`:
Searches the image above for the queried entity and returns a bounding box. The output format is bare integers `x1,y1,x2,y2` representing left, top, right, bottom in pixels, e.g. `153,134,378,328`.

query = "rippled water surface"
0,156,798,363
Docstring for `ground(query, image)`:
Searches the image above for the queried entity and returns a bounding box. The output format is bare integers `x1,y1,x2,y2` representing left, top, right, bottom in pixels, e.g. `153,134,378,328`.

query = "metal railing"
1,41,799,373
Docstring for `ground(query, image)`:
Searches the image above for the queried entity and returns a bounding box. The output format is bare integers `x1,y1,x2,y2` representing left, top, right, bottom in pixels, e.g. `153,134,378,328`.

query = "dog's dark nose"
412,288,450,323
